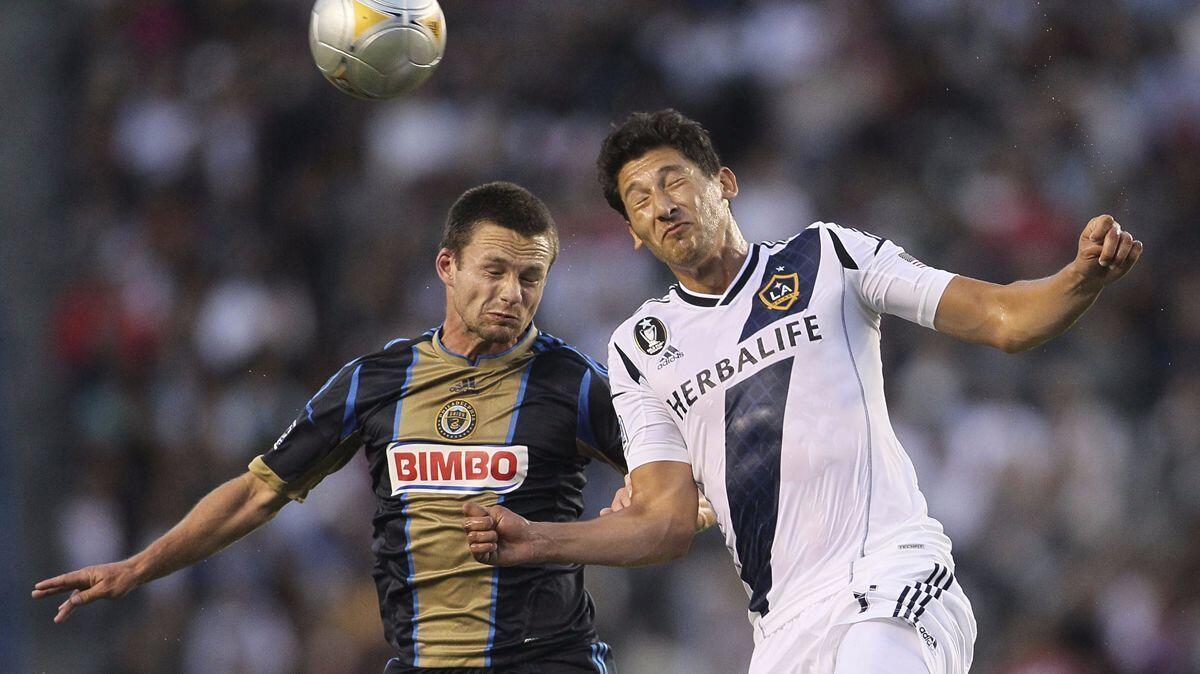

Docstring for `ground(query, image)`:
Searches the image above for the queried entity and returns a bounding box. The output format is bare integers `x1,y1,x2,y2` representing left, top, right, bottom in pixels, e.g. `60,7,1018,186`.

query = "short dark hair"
596,109,723,219
440,181,559,263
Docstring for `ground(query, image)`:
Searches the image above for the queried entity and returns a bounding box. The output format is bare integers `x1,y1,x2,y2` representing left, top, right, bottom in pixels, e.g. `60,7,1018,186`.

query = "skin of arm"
600,472,718,532
464,460,698,567
934,215,1143,353
32,471,289,623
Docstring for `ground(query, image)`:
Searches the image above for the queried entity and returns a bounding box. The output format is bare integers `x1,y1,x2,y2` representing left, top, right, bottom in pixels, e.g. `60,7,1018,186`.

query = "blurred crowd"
20,0,1200,671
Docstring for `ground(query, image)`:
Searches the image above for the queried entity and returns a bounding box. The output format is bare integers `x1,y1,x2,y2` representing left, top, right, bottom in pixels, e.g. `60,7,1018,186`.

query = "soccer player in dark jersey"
33,182,626,673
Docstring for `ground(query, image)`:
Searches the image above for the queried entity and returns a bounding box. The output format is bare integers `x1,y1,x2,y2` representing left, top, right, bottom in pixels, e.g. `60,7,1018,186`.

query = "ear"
626,223,644,251
718,167,739,201
435,248,457,286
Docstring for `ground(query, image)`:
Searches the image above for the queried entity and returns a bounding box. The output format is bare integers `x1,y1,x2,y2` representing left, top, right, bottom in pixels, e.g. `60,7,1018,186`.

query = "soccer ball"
309,0,446,100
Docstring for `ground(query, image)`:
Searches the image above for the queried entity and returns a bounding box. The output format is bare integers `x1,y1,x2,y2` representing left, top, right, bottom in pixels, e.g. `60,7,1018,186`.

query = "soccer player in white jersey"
463,110,1143,673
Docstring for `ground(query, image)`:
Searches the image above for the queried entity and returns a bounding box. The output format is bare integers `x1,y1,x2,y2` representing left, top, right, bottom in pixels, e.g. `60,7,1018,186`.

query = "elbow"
649,514,695,564
631,506,695,565
987,309,1037,354
994,329,1044,354
660,521,695,562
997,336,1031,354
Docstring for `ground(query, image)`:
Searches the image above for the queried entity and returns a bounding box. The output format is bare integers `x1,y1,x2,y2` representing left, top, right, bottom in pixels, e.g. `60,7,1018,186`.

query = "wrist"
1065,262,1106,296
126,553,155,585
526,521,560,564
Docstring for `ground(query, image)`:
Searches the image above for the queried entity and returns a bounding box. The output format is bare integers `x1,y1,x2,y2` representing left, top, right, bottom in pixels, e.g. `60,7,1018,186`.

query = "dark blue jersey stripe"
738,228,822,343
724,356,794,616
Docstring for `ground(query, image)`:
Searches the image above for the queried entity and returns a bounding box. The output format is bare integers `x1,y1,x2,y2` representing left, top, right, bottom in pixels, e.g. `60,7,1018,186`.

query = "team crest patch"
758,271,801,311
436,400,477,439
634,316,669,355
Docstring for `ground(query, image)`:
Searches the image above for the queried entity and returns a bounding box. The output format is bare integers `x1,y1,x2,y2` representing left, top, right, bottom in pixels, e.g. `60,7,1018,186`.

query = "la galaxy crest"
634,316,669,356
436,399,477,439
758,268,801,311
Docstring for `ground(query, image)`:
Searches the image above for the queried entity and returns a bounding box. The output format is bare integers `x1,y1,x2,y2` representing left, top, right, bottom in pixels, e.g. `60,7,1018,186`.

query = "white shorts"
748,557,976,674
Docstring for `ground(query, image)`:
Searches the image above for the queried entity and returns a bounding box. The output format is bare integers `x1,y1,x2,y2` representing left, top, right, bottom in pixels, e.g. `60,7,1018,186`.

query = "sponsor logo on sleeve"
634,317,669,356
386,443,529,495
273,419,298,451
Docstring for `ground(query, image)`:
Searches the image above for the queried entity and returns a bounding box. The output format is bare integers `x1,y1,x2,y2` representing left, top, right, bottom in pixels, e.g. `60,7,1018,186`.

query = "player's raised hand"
32,561,141,624
463,502,544,566
1074,215,1143,285
599,474,633,517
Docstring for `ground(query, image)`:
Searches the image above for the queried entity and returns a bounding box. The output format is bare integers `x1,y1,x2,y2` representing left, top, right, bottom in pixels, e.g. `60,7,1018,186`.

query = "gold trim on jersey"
429,325,539,369
396,332,538,667
249,430,362,503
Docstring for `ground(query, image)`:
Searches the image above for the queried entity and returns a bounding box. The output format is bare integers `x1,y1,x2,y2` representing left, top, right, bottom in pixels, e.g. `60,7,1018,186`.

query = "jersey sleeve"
607,336,691,472
249,359,365,502
826,224,956,328
575,363,628,473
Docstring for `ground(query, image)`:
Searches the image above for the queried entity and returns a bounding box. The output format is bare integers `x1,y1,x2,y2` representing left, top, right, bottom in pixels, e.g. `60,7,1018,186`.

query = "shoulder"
758,221,825,251
609,290,680,346
531,331,608,377
349,329,436,374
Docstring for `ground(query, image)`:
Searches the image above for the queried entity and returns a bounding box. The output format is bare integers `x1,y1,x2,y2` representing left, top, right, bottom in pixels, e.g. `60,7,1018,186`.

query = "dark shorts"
383,642,616,674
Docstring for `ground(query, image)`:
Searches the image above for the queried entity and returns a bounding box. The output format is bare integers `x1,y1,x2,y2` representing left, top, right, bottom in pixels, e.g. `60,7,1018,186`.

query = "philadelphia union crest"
436,400,477,439
634,317,669,355
759,270,801,311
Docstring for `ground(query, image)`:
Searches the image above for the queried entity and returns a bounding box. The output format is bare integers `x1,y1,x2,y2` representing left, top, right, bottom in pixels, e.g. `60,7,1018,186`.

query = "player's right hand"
32,561,141,624
1073,214,1143,285
463,502,545,566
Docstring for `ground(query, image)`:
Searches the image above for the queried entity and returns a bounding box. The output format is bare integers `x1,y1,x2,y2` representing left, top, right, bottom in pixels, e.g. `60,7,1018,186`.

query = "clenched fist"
463,502,546,566
1073,214,1143,285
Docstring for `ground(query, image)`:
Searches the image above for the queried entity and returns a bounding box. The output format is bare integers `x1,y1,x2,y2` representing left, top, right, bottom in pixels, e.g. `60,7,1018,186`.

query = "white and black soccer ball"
309,0,446,100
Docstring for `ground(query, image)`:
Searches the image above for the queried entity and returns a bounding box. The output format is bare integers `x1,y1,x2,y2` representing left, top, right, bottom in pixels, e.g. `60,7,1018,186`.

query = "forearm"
129,472,287,584
936,268,1103,353
992,265,1103,352
530,502,695,567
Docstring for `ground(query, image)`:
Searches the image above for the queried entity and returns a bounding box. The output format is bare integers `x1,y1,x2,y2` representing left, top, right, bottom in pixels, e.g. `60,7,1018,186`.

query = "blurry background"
2,0,1199,671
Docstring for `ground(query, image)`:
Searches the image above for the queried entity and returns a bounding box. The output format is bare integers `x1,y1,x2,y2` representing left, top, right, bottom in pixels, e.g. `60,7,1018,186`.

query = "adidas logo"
656,345,685,370
449,377,479,395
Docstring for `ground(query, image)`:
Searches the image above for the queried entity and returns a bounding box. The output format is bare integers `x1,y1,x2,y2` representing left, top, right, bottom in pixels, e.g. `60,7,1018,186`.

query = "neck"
439,311,524,361
672,220,750,296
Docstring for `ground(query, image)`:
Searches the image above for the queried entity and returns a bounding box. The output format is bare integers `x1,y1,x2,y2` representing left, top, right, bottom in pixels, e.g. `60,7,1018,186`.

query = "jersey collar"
671,244,761,308
431,323,539,367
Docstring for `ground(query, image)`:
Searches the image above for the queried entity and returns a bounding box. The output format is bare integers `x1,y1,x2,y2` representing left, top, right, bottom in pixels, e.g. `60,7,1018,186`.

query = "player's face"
616,147,738,269
439,222,554,346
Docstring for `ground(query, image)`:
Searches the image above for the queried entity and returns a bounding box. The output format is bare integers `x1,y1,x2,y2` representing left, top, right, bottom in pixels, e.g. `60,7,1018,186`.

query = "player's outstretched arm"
464,460,698,567
32,471,288,623
934,214,1143,353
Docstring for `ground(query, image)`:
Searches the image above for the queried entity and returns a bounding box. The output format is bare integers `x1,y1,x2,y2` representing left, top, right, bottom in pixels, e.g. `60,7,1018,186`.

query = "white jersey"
609,222,958,632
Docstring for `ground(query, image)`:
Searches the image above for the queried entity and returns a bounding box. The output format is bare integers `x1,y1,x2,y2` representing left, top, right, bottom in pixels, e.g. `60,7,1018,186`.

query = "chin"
478,323,521,343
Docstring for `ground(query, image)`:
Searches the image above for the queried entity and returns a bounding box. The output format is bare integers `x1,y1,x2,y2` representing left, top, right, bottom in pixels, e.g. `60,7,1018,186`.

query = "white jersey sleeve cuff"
626,443,693,472
917,269,957,329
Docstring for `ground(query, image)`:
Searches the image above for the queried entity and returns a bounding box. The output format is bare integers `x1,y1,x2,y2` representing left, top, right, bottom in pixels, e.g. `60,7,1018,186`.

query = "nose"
653,189,679,222
497,274,522,305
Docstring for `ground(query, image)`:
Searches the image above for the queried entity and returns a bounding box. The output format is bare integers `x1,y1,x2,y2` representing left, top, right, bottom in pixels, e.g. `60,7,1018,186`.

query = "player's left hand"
599,474,633,517
600,474,716,532
463,502,544,566
1073,214,1143,286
